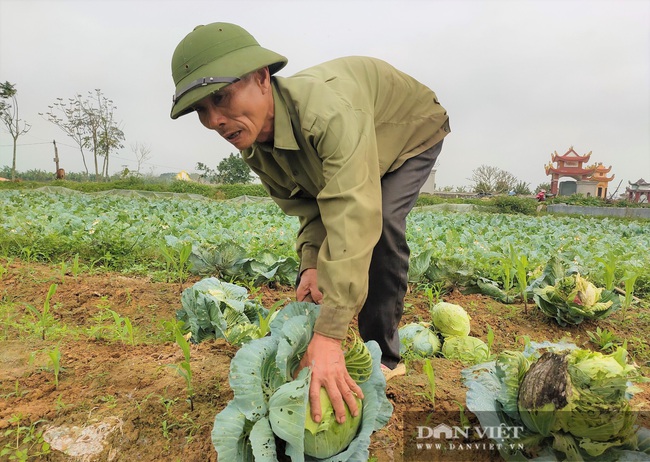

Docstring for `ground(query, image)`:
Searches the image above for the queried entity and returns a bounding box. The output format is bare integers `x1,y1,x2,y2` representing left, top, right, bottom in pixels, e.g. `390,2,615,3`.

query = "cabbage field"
0,188,649,461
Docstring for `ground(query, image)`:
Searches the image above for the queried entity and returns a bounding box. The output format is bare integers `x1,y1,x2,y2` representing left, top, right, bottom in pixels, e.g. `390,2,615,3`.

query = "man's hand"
296,268,323,304
298,333,364,424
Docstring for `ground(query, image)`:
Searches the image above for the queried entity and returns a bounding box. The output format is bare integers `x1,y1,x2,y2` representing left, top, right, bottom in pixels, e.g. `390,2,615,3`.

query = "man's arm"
296,270,364,423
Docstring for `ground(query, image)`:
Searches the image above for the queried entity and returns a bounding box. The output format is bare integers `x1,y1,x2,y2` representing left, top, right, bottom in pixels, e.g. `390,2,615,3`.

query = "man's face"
192,70,273,149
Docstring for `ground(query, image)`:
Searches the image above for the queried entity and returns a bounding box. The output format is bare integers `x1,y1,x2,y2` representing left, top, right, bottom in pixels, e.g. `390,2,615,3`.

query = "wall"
547,204,650,219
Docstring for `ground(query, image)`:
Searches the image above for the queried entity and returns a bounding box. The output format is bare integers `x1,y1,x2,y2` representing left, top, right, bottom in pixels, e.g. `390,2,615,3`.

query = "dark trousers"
358,140,443,368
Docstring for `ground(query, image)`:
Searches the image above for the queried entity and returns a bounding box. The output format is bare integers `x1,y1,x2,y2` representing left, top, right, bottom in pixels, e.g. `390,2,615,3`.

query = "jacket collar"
269,78,300,151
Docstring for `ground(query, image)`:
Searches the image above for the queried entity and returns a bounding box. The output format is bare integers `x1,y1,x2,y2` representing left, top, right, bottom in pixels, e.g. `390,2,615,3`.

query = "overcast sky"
1,0,648,191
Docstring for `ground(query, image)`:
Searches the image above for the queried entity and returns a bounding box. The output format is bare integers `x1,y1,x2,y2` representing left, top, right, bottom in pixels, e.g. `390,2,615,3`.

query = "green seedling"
59,261,67,283
255,299,283,338
453,401,472,430
160,240,193,286
417,358,436,409
47,345,62,388
510,243,529,313
0,414,51,461
418,282,445,309
86,306,135,344
499,255,514,293
620,268,641,321
26,283,57,340
486,324,495,358
108,309,135,345
587,327,622,353
71,253,81,279
167,321,194,411
596,250,619,291
1,381,28,400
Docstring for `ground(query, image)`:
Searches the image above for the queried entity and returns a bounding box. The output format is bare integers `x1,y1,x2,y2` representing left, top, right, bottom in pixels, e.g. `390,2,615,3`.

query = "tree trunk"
11,134,17,180
92,132,100,181
80,148,90,176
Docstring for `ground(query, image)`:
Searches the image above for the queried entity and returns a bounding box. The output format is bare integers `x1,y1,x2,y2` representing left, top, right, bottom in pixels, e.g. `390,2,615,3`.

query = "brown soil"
0,260,648,462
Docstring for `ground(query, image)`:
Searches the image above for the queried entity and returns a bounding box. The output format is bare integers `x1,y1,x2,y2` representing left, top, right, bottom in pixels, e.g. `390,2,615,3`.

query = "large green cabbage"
398,322,441,358
303,387,363,458
430,302,471,337
463,341,649,461
441,335,489,364
212,301,394,461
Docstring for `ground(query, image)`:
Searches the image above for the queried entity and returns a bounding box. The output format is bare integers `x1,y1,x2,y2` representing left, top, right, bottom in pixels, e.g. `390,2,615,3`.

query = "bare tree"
131,142,152,175
1,82,31,180
41,94,90,175
42,89,124,180
89,90,124,178
469,164,518,194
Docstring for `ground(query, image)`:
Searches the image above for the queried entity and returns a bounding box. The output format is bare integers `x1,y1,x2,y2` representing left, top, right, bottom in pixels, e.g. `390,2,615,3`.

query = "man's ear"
255,67,271,92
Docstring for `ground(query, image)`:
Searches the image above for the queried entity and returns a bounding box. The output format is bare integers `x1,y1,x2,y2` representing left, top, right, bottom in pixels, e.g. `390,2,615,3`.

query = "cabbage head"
430,302,471,337
304,387,363,458
517,347,641,457
213,300,394,462
463,341,649,461
529,258,620,326
441,335,489,364
398,322,441,358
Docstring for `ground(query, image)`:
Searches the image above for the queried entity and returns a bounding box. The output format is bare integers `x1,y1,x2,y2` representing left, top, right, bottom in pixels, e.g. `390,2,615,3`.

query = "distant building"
420,168,437,194
626,179,650,203
544,147,614,198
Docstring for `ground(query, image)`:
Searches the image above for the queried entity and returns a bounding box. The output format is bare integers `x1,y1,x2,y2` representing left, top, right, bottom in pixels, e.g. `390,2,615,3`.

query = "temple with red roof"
626,179,650,203
544,147,614,198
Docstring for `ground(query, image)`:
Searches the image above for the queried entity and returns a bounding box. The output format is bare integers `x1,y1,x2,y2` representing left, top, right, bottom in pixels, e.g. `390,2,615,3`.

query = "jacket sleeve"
267,193,325,274
304,104,383,340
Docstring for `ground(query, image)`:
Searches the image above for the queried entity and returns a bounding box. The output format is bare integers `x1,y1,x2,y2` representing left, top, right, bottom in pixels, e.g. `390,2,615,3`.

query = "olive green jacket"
241,56,450,339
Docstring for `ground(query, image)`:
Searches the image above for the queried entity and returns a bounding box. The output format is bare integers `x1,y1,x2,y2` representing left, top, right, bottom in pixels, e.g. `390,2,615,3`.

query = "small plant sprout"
59,260,67,283
586,327,622,353
417,358,436,409
454,401,472,429
510,243,529,313
499,253,515,294
596,250,619,291
26,283,57,340
167,321,194,411
486,324,495,358
418,282,445,309
255,299,283,338
620,267,642,321
108,309,135,345
0,414,51,460
160,239,193,287
48,345,62,388
71,253,81,279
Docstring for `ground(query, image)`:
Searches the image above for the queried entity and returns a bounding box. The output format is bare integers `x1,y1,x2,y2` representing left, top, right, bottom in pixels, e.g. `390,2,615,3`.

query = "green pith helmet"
170,22,287,119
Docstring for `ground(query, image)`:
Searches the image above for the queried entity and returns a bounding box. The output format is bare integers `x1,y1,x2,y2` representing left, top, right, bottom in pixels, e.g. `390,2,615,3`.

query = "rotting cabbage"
463,341,649,461
430,302,471,337
398,322,441,358
441,335,489,364
528,257,620,326
212,301,393,461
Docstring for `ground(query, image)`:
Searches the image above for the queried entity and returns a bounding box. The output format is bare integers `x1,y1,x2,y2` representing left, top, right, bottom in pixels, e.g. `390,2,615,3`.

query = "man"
170,22,450,425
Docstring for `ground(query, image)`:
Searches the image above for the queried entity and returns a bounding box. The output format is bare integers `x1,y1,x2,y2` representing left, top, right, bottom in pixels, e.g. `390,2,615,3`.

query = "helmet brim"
170,45,287,119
